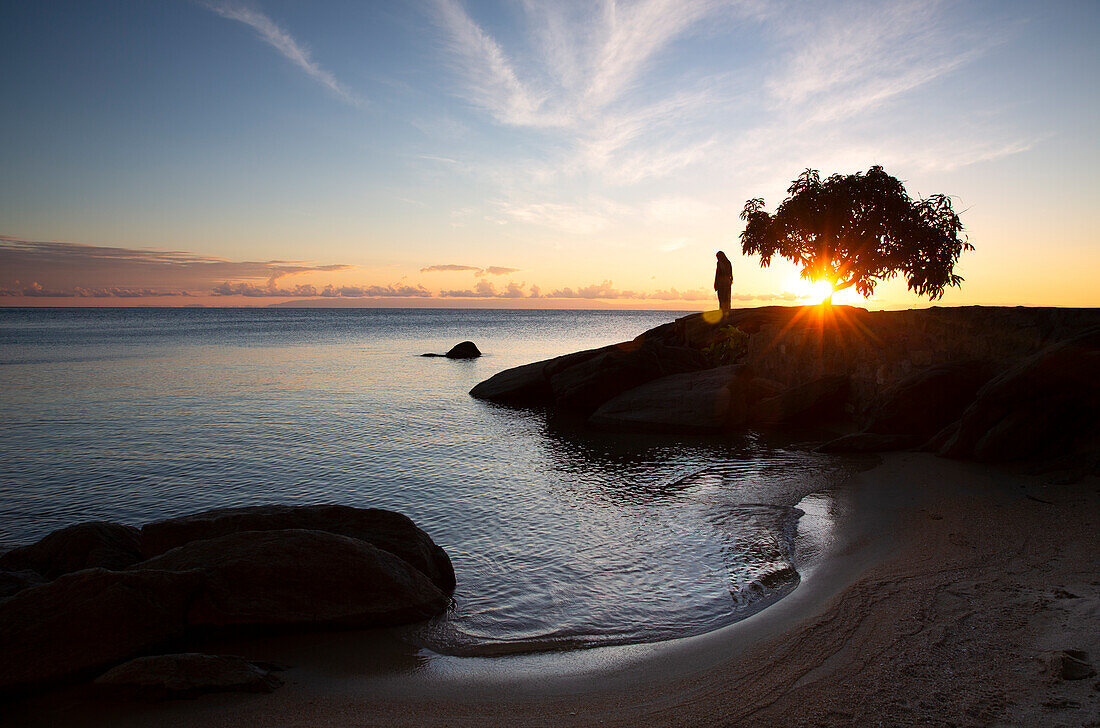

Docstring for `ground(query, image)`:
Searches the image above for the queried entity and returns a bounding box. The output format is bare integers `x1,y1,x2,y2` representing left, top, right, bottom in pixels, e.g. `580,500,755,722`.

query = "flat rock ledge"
0,504,453,694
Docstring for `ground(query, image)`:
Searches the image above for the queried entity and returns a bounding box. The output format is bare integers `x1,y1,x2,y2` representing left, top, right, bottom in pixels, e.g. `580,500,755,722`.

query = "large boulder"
0,521,142,580
864,361,993,440
588,365,749,433
753,375,850,426
94,653,283,700
0,568,202,691
133,529,447,629
548,343,708,416
140,504,454,593
942,328,1100,462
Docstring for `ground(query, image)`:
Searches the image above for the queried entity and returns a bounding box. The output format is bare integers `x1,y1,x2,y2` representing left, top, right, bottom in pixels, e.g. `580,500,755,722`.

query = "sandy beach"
7,452,1098,727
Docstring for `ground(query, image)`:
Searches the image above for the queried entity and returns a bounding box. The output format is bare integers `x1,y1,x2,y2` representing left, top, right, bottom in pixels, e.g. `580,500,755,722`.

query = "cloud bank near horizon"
0,237,800,303
0,238,353,293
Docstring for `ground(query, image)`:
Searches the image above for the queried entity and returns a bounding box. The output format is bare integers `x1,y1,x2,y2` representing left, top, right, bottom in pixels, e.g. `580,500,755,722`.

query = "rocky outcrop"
469,346,604,406
941,328,1100,464
94,653,284,700
635,305,1100,415
0,521,142,580
471,306,1100,450
0,568,202,690
141,504,455,593
470,341,707,414
134,529,448,629
589,365,748,433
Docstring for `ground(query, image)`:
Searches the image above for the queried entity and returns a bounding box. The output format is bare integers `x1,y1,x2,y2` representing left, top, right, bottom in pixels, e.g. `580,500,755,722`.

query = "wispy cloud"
420,264,482,273
765,1,991,124
420,263,521,276
203,2,364,108
478,266,521,277
426,0,1031,236
433,0,730,126
431,0,739,184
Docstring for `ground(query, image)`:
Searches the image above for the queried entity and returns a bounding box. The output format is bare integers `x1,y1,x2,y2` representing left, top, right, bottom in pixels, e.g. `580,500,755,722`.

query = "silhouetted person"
714,251,733,313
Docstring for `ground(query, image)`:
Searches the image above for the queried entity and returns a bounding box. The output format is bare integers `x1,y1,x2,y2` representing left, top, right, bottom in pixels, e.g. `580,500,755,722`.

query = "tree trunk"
824,279,856,305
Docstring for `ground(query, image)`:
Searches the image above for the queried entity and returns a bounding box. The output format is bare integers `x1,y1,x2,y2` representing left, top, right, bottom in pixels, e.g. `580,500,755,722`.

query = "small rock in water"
445,341,481,359
94,653,283,700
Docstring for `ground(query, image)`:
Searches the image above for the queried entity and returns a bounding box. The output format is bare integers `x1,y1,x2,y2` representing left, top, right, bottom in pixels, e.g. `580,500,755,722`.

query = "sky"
1,0,1097,309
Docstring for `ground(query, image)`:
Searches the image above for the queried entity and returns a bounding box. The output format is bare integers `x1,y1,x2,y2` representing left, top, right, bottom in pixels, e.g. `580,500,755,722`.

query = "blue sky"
2,0,1098,307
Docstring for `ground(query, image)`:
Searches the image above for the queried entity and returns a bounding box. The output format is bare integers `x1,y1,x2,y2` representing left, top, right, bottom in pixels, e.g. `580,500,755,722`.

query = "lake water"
0,307,859,654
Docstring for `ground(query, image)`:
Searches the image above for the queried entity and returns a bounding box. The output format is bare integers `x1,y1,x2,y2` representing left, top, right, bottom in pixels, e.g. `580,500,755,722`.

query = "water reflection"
2,308,869,654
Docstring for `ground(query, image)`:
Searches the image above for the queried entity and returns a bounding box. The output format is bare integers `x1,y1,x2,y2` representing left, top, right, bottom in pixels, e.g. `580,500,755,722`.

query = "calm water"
0,307,858,654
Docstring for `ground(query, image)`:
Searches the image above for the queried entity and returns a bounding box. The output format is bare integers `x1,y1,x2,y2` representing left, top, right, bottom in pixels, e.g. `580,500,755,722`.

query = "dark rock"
745,377,786,403
0,521,142,579
921,420,960,453
864,361,993,440
134,529,447,629
469,346,606,406
140,504,454,593
816,432,920,453
942,328,1100,462
588,365,747,433
1056,650,1096,680
469,358,552,403
0,568,45,598
94,653,283,700
0,568,202,691
549,342,708,416
754,375,850,425
445,341,481,359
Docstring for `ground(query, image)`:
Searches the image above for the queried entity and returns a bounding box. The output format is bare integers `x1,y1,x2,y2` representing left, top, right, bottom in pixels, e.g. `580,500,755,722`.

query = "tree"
740,166,971,303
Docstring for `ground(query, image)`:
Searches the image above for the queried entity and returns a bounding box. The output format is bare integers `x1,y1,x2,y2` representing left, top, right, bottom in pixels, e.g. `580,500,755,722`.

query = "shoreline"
12,452,1096,726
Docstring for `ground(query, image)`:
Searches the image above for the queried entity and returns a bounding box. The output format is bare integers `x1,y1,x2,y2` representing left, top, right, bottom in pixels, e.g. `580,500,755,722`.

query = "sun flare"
789,276,866,305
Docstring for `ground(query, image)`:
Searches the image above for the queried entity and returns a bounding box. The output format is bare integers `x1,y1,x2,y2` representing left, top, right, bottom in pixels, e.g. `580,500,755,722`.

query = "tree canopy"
740,166,971,302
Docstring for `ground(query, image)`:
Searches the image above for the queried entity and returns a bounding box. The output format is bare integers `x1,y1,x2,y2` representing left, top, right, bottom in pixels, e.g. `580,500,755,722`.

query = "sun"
789,277,836,303
788,276,866,305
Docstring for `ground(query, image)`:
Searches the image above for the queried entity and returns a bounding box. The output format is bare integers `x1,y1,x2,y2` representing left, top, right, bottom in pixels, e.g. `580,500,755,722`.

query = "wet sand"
8,453,1099,727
